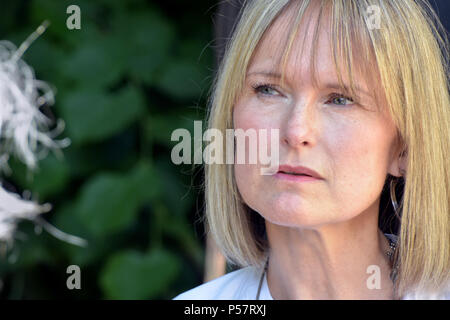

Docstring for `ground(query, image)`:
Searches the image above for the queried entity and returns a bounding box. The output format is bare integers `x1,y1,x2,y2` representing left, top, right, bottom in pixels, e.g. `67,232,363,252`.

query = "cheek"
233,100,278,167
234,164,252,200
233,100,281,210
233,98,280,130
326,117,396,200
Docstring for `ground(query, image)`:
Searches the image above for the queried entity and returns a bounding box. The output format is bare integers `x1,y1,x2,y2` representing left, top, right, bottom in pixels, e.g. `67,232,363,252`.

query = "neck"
265,206,394,299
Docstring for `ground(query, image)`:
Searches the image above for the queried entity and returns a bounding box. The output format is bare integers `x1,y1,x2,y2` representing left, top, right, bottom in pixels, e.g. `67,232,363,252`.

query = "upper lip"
278,165,323,179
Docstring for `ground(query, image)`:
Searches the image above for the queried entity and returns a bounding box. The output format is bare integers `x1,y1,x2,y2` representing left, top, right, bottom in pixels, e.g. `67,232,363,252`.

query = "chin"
259,200,322,228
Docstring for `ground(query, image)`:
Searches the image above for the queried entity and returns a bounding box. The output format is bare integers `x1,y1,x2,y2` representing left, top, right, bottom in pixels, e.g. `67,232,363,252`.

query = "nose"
282,99,318,148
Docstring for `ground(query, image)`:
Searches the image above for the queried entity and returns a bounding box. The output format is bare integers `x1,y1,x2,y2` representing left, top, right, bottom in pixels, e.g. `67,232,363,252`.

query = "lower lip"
274,172,322,182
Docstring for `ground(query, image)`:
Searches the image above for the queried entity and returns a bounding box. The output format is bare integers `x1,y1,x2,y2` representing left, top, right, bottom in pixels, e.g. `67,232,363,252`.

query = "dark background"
432,0,449,31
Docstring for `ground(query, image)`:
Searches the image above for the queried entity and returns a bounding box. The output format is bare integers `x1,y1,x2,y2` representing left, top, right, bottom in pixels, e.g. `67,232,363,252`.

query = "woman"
174,0,449,299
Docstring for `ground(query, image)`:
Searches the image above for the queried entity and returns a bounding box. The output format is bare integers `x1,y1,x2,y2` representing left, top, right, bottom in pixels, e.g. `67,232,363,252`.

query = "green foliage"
99,248,181,299
0,0,213,299
8,153,71,201
76,161,160,237
156,59,207,101
60,86,146,145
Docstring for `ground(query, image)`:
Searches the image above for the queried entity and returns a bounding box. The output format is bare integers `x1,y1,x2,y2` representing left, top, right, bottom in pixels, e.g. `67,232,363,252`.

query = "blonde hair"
205,0,449,298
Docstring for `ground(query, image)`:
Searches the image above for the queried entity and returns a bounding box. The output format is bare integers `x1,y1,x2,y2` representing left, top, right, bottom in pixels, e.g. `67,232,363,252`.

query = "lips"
277,165,323,179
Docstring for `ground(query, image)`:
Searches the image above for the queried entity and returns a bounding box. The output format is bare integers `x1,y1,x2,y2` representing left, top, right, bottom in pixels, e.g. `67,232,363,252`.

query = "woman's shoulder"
172,265,263,300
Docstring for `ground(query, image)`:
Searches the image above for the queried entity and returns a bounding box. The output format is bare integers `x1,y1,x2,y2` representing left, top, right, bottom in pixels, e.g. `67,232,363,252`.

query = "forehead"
249,3,332,79
247,2,372,94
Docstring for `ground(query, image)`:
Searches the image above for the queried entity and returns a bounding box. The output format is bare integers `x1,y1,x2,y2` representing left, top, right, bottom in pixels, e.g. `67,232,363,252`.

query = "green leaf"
75,161,160,237
60,36,127,89
59,85,146,145
8,153,70,201
127,160,161,204
75,173,140,237
28,153,70,200
99,248,180,299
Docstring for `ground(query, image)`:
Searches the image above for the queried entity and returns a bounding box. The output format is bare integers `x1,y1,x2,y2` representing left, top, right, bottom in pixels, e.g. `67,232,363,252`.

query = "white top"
173,265,272,300
173,265,450,300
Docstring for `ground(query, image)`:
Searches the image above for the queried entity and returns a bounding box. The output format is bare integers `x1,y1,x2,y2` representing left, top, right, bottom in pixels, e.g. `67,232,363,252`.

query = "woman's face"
233,7,401,228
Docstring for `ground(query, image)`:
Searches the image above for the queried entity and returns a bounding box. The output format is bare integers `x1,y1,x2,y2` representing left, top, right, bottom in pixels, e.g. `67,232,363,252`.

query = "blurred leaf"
99,248,180,299
60,36,127,89
127,160,161,204
75,173,139,237
7,153,70,201
75,160,160,237
26,153,70,201
59,85,146,145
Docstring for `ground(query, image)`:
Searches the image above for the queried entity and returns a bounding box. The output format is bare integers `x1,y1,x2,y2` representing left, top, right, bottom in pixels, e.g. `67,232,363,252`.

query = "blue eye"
252,83,279,96
328,94,354,106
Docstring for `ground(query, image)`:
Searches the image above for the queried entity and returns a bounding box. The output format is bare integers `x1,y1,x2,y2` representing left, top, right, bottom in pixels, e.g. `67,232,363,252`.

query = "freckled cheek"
233,102,280,194
234,100,280,139
233,101,281,131
326,123,390,186
233,105,255,178
234,161,263,210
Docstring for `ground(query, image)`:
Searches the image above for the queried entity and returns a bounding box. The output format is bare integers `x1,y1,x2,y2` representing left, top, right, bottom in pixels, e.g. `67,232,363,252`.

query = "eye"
251,83,280,97
327,93,354,106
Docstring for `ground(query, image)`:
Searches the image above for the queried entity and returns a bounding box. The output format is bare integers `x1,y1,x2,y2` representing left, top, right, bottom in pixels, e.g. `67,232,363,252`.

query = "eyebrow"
247,70,372,97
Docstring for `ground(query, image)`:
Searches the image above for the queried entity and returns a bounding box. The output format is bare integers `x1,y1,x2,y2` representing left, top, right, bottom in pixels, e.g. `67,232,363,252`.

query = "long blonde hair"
205,0,449,298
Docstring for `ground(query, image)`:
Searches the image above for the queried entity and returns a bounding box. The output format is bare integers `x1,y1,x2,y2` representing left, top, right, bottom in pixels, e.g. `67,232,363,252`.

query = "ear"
388,148,407,177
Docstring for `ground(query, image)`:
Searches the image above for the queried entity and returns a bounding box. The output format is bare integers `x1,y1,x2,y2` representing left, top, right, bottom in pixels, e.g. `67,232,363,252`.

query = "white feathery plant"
0,21,87,253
